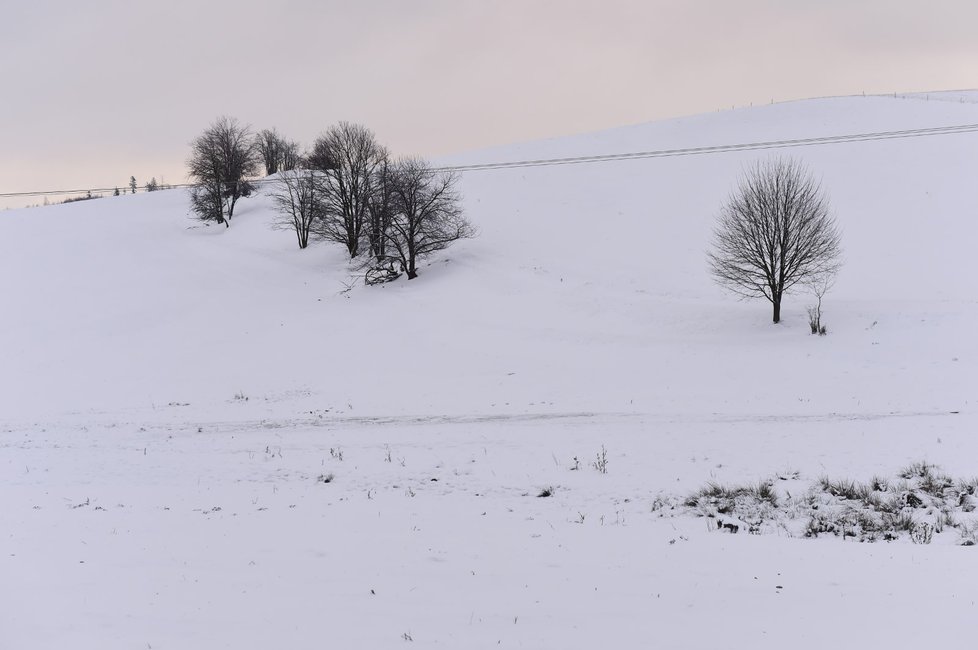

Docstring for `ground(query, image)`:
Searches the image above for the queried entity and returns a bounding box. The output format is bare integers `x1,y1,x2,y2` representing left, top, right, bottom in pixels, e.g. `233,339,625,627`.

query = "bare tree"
366,157,395,262
256,128,287,176
385,158,474,280
806,272,834,335
270,170,321,249
187,116,260,227
709,158,841,324
280,140,301,172
307,122,386,258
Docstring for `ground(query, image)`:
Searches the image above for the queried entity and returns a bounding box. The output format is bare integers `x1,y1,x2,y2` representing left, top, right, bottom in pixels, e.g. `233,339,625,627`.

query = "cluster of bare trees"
188,117,473,280
709,157,842,327
270,122,473,280
256,128,301,176
186,118,304,227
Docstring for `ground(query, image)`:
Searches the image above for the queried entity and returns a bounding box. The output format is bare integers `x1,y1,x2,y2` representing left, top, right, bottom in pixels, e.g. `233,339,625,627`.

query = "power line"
0,182,197,199
3,121,977,200
433,122,978,172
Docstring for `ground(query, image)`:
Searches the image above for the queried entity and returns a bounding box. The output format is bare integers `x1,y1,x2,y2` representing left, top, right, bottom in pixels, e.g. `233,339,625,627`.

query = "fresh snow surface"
3,93,978,648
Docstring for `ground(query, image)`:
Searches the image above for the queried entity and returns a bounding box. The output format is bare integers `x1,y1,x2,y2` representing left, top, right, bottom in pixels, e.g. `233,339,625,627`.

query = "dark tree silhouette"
366,157,395,262
307,122,386,258
187,116,260,227
709,158,841,324
270,170,321,249
280,140,301,172
385,158,474,279
256,128,287,176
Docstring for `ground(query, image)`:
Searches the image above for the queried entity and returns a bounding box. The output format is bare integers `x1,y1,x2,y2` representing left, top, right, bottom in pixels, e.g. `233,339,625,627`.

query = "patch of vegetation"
592,445,608,474
686,463,978,545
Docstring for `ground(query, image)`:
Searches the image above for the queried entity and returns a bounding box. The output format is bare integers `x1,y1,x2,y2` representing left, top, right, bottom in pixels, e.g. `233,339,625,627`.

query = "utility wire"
0,182,197,199
3,121,977,199
433,122,978,172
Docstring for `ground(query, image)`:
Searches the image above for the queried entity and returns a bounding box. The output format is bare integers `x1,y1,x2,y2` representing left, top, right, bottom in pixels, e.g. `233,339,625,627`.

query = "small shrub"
592,446,608,474
957,521,978,546
870,475,890,492
958,477,978,496
909,522,934,545
650,495,671,512
919,471,953,497
317,473,335,484
537,486,556,498
717,519,740,534
882,511,915,532
862,490,900,514
807,306,828,336
686,480,778,519
805,513,836,537
935,509,954,533
901,490,924,509
899,461,937,480
749,481,779,507
819,478,869,501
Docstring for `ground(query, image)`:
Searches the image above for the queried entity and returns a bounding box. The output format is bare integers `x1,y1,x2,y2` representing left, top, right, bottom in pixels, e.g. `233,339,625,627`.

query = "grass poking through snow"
684,462,978,545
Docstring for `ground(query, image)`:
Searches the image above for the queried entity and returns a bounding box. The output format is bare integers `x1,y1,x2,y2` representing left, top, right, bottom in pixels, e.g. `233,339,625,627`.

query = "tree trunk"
772,297,781,324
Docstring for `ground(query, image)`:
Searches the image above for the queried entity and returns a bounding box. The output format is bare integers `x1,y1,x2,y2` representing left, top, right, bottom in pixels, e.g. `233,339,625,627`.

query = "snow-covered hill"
3,93,977,649
3,93,977,424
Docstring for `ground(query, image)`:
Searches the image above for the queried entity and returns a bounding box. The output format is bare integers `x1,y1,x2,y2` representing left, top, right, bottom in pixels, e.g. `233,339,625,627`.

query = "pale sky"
2,0,977,207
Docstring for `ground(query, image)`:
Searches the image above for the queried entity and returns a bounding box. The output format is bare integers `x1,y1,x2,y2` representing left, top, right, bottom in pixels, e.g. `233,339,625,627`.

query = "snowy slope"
2,94,977,424
3,93,978,649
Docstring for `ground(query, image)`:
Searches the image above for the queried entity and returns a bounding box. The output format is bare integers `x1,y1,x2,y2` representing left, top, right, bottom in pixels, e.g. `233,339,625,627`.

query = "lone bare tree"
307,122,386,258
385,158,474,279
709,158,841,323
188,116,260,227
270,169,321,249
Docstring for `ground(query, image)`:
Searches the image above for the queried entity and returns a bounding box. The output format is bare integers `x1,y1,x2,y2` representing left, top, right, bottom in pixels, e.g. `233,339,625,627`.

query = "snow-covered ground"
2,93,977,648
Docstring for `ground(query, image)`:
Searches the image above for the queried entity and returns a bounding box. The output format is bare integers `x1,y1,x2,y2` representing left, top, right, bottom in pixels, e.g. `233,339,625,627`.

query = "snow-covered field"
3,93,977,648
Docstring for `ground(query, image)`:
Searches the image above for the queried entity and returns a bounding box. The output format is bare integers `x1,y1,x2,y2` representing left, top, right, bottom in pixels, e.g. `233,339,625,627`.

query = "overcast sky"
2,0,977,207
